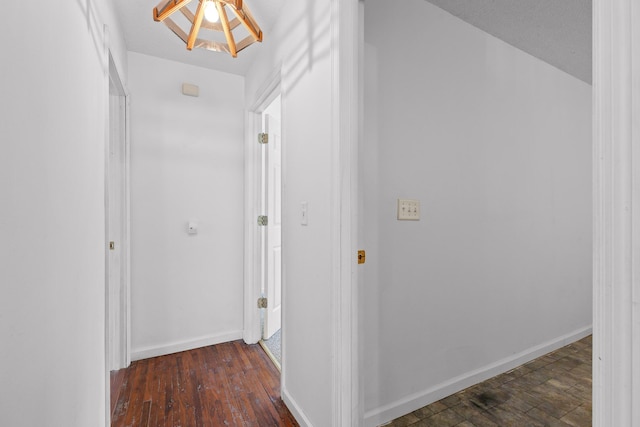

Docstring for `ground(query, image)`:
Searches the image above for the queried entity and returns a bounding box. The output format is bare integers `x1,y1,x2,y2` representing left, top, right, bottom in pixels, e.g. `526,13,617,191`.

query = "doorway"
106,52,130,373
258,94,283,369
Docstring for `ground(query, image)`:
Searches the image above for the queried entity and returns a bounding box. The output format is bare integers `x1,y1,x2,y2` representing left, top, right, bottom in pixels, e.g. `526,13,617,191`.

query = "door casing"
262,109,283,340
105,45,131,380
244,70,282,346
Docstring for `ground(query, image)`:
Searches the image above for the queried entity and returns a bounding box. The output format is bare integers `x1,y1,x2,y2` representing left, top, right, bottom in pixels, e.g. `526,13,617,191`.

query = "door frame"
592,0,640,425
106,51,131,371
262,109,283,341
243,68,282,346
331,0,361,425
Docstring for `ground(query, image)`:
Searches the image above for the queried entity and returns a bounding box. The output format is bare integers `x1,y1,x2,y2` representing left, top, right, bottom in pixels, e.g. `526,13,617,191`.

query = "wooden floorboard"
110,368,127,416
111,340,298,427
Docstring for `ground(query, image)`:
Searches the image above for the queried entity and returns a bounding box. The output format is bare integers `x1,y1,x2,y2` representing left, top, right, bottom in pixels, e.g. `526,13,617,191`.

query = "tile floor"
261,327,282,368
386,335,592,427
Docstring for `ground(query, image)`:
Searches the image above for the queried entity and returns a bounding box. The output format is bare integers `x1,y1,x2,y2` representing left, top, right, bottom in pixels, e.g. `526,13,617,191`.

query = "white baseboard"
131,330,243,361
364,326,592,427
282,387,314,427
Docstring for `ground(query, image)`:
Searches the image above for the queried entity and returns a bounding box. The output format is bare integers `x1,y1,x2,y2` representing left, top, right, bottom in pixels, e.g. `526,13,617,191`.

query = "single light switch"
301,201,308,226
397,199,420,220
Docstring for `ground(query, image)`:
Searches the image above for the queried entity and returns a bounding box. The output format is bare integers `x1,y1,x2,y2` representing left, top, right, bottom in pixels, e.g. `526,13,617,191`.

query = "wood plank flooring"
387,335,592,427
110,340,299,427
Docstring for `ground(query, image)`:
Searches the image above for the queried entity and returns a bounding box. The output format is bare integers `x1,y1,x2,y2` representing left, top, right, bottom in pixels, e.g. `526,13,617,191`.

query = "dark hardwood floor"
111,340,299,427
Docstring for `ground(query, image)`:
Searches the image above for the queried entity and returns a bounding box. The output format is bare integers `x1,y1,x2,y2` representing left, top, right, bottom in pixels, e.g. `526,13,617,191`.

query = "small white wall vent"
181,83,199,97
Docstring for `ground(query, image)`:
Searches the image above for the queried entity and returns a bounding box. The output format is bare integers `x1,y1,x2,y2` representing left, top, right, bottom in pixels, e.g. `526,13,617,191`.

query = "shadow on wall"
74,0,108,73
277,0,331,96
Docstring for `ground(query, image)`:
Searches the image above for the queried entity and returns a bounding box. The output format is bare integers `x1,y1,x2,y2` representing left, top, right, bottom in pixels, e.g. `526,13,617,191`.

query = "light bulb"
204,1,219,23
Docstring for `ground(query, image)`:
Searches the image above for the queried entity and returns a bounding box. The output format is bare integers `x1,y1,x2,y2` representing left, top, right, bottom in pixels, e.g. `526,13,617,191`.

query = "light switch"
301,202,308,226
397,199,420,220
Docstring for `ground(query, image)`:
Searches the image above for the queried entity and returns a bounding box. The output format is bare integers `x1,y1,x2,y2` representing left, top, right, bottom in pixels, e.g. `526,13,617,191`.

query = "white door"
263,113,282,339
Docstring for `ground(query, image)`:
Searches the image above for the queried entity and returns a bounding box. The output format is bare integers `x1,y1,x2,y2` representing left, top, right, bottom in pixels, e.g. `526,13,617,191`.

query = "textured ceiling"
113,0,285,76
424,0,592,83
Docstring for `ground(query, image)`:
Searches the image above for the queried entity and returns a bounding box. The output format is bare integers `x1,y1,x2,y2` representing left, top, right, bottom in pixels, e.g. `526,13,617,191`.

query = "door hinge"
358,250,366,264
257,215,268,226
109,241,115,251
257,297,268,308
258,133,269,144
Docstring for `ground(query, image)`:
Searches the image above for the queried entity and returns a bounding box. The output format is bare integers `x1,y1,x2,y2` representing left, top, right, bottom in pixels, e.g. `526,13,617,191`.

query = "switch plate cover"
397,199,420,220
301,201,308,226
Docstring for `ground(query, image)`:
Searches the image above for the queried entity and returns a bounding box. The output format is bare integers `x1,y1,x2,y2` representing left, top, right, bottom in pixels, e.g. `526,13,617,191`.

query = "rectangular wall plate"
182,83,199,97
301,201,308,225
398,199,420,220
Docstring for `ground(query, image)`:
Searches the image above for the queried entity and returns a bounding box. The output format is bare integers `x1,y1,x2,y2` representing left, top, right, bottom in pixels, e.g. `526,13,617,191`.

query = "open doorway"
105,52,131,424
258,94,283,370
106,50,130,396
106,53,130,372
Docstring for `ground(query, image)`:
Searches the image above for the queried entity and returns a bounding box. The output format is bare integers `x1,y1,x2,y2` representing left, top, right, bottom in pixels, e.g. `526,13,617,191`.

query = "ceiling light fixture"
153,0,263,58
203,0,219,23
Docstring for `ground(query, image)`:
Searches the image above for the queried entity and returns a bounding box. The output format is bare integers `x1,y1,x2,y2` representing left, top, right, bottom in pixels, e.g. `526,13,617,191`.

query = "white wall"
363,1,592,425
245,1,335,425
0,2,126,427
128,53,245,360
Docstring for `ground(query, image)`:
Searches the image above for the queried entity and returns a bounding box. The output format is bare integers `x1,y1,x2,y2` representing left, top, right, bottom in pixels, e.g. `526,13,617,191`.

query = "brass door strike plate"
358,250,366,264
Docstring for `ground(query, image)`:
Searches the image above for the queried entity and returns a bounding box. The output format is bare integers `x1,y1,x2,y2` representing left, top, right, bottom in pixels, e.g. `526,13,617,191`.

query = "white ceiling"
113,0,285,76
114,1,591,83
424,0,592,83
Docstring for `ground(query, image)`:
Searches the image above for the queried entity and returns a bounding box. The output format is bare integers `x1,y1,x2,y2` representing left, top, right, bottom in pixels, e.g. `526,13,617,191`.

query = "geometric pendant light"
153,0,263,58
